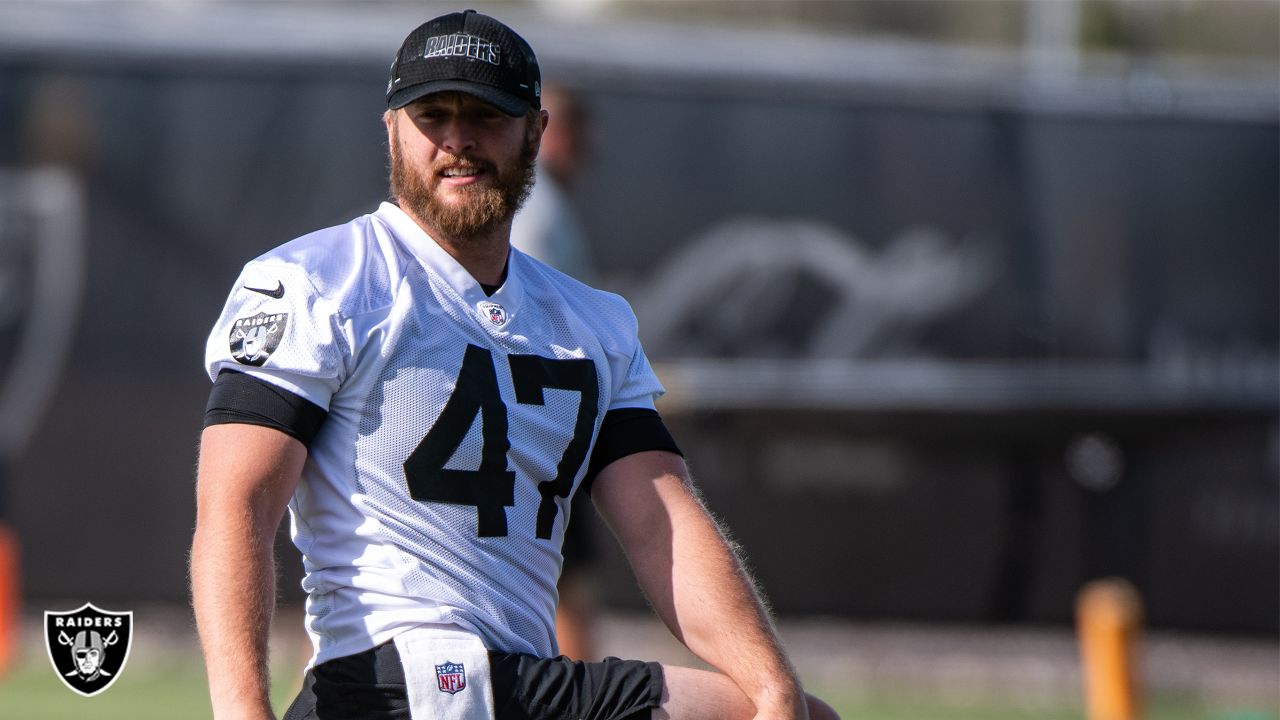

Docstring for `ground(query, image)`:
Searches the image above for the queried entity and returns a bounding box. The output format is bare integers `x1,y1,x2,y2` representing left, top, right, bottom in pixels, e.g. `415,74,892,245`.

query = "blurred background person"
511,83,601,661
511,84,595,283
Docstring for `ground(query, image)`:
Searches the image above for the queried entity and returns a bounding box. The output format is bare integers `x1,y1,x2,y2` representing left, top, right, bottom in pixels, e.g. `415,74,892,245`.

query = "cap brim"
387,80,530,116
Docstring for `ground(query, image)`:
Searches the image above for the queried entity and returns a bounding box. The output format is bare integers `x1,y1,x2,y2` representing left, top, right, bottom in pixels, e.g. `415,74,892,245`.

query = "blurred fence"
0,3,1274,633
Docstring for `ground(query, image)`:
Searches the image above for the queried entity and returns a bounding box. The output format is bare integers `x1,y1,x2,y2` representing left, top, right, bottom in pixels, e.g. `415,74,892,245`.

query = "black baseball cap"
386,9,540,117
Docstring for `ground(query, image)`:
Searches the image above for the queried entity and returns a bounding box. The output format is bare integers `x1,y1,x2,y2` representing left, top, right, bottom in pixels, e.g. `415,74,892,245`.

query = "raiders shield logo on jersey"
229,312,288,366
44,603,133,697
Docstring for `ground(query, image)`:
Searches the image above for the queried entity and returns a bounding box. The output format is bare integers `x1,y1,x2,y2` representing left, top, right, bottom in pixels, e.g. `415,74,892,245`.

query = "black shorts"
282,641,664,720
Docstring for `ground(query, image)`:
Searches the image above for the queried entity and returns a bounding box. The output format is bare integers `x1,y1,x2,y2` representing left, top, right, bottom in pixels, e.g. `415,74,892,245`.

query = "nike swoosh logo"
244,281,285,299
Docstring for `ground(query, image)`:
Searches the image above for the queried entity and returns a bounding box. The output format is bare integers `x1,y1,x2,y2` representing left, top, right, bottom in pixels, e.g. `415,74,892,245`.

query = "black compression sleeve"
204,370,328,447
583,408,682,494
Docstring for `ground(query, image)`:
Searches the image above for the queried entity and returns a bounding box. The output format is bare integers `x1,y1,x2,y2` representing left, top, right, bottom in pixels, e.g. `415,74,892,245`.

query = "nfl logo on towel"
435,661,466,694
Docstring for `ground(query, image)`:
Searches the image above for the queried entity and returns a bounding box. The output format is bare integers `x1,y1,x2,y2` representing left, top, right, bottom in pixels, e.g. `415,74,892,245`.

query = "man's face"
387,92,545,242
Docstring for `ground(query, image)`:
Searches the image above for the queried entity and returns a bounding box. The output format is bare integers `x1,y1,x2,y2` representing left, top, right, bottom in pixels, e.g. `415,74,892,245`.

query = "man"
191,10,838,720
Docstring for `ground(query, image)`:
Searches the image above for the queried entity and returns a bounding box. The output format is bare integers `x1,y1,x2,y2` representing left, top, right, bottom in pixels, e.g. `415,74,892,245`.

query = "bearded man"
191,9,838,720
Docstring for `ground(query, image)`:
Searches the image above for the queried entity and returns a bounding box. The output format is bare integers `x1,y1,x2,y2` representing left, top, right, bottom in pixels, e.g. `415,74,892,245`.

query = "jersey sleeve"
592,288,667,413
608,338,666,412
582,407,682,493
204,369,329,446
204,260,349,410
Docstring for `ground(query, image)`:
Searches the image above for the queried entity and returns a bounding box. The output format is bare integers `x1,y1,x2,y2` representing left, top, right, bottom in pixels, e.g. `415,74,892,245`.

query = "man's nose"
438,118,477,154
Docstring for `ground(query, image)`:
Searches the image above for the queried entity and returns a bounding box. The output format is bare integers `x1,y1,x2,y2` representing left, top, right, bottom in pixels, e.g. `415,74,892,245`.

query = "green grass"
0,653,1274,720
0,653,299,720
0,657,213,719
807,688,1270,720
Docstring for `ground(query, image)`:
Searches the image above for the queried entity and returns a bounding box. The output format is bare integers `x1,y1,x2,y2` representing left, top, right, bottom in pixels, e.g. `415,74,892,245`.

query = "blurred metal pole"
1026,0,1082,82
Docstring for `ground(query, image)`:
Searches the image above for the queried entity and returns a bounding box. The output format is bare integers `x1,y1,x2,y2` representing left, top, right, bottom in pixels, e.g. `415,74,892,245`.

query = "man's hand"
593,451,840,719
655,665,838,719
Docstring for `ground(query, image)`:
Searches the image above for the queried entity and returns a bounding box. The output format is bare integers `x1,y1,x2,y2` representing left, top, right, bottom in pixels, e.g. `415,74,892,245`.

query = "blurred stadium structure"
0,0,1274,698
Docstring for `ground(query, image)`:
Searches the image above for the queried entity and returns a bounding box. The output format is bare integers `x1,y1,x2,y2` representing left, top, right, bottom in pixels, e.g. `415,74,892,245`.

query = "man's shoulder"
518,250,623,303
252,211,375,269
243,209,398,314
517,252,640,344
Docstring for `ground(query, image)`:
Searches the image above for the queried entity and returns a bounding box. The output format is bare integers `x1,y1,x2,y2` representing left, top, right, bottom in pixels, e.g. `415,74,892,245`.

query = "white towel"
393,625,496,720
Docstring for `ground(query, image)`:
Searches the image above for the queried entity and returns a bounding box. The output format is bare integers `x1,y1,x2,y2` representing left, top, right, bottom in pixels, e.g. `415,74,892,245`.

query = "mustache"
432,155,497,175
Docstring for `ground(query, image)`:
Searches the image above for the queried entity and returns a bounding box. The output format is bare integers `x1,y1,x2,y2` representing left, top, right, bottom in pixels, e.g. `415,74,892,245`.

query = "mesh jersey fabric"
204,202,666,666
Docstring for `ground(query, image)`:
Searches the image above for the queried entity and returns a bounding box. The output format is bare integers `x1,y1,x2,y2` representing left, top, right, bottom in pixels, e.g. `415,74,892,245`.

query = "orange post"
0,522,17,676
1076,577,1144,720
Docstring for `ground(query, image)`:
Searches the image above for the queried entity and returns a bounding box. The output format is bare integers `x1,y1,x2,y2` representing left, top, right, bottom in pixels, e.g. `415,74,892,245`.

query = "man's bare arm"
592,450,810,719
191,423,306,720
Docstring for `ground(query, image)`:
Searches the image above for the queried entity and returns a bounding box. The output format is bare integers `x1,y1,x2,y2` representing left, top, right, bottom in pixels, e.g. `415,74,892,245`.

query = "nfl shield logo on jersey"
44,603,133,697
435,661,466,694
478,301,508,327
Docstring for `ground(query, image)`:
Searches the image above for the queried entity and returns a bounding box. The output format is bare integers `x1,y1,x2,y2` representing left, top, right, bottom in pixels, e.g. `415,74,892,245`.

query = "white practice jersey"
204,202,665,665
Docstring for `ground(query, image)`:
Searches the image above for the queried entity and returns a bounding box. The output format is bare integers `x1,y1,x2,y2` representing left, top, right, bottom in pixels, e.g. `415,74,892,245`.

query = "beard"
389,118,538,243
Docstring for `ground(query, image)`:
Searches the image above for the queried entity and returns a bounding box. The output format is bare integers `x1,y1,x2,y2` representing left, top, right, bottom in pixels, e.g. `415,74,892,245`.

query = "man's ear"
384,109,396,141
530,108,550,153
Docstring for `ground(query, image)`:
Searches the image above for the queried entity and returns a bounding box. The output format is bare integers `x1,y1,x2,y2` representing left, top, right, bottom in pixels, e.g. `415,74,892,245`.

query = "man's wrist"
749,678,807,715
211,704,275,720
209,689,275,720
